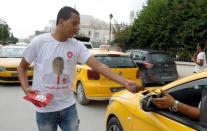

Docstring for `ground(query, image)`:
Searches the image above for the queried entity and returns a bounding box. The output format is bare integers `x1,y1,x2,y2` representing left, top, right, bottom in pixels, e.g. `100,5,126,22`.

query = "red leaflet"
23,92,53,108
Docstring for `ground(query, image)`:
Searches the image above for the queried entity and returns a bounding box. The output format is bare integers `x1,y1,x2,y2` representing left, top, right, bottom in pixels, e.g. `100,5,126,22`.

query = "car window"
0,47,25,58
168,79,205,107
132,51,145,60
95,55,137,68
157,78,207,130
148,53,174,63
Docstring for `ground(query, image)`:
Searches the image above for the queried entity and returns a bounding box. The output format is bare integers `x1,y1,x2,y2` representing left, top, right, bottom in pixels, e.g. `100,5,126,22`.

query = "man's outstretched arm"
86,56,143,93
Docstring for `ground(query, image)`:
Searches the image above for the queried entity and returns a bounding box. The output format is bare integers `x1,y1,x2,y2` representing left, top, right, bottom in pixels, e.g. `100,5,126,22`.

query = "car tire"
107,117,123,131
76,82,90,105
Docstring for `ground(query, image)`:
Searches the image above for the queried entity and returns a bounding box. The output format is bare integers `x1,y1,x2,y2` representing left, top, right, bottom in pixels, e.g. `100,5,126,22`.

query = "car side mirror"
199,95,207,127
140,93,162,112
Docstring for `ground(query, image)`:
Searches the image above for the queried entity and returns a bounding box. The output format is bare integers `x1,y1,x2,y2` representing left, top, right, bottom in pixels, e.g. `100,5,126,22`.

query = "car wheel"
76,82,90,105
107,117,123,131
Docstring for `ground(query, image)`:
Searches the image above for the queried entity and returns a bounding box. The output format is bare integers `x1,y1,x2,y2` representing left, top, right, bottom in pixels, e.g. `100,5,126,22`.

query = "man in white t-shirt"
17,6,143,131
192,42,206,73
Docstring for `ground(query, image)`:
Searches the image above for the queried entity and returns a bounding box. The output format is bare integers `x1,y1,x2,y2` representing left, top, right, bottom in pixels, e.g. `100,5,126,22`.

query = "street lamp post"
109,13,113,43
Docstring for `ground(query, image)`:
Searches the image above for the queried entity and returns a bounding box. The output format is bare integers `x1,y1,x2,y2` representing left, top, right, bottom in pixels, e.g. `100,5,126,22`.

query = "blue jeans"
36,104,79,131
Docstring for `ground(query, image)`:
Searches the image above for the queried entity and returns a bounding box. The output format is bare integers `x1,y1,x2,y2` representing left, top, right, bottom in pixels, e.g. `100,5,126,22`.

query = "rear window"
95,55,137,68
148,53,174,63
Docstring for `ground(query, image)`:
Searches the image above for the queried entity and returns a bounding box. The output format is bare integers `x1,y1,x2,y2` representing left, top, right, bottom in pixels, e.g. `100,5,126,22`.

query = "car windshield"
95,55,137,68
0,47,26,58
149,53,174,63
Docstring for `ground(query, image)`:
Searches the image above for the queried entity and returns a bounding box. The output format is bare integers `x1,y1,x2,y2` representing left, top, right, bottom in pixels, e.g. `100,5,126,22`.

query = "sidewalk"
176,61,195,78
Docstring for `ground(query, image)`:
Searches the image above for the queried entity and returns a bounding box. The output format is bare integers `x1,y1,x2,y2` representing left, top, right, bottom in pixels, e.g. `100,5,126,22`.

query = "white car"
82,41,93,49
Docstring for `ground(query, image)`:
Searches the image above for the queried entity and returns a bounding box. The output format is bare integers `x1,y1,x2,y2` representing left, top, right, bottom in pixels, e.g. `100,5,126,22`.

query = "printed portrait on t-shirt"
43,57,70,89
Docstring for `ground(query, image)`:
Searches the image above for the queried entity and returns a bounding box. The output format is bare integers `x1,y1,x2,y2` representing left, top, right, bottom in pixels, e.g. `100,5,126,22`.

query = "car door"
132,78,207,131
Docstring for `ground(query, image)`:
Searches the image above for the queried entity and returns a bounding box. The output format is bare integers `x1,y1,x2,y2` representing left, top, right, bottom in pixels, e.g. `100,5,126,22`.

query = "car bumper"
145,73,178,84
0,71,33,83
82,79,141,99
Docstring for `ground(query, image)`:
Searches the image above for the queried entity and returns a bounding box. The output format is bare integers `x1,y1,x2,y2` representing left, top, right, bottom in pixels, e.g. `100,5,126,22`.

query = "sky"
0,0,147,39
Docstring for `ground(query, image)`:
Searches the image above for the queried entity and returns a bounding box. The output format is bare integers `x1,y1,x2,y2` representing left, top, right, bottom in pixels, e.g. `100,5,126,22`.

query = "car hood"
112,87,162,99
111,86,162,108
0,58,21,67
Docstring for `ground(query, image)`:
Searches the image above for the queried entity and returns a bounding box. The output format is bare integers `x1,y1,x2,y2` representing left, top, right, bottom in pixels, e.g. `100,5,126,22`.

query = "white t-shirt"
23,33,91,112
194,52,206,73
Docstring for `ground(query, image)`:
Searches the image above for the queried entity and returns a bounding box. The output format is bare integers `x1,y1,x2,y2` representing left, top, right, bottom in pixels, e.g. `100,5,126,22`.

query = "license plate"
11,73,18,77
111,87,125,93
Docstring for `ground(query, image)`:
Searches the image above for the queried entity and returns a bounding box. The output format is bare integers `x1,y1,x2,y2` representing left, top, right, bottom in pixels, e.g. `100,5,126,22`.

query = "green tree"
0,19,18,44
114,0,207,59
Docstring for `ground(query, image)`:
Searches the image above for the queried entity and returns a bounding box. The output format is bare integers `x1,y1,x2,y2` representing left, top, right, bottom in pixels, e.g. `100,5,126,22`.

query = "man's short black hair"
56,6,79,25
198,40,206,50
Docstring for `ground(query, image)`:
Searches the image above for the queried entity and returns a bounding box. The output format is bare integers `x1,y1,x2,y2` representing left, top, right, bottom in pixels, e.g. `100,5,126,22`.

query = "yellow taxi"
72,47,141,104
105,70,207,131
0,45,33,83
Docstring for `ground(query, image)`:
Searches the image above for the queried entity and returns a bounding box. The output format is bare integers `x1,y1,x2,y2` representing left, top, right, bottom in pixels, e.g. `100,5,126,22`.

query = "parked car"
74,36,93,49
0,45,33,83
125,49,178,86
72,48,141,104
105,70,207,131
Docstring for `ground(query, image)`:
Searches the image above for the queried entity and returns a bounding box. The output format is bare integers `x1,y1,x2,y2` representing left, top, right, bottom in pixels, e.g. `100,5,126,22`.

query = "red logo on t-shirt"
67,52,73,59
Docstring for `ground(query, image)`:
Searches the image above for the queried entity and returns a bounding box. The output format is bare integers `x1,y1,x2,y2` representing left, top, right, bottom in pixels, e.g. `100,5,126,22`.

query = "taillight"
87,69,100,80
144,62,154,69
136,70,140,79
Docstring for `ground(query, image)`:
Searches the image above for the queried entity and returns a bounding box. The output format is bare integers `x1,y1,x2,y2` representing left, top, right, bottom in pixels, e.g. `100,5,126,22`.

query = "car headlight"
0,66,6,72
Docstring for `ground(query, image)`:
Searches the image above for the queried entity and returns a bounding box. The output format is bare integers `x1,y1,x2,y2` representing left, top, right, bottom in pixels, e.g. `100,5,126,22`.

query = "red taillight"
144,62,154,69
136,70,140,79
87,69,100,80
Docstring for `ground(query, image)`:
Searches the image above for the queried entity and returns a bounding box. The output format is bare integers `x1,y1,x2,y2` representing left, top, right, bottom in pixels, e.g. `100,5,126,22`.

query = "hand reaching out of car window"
151,91,175,108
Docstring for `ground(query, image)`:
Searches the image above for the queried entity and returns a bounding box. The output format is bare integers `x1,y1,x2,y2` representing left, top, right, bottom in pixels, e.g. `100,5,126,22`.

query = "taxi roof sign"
100,44,110,51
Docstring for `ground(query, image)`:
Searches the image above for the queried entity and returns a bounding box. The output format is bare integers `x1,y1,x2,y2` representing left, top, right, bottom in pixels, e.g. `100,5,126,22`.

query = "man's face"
62,13,80,38
197,44,201,51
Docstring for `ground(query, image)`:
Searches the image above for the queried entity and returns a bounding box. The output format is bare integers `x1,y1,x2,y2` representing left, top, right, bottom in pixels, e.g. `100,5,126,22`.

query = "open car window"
156,78,207,131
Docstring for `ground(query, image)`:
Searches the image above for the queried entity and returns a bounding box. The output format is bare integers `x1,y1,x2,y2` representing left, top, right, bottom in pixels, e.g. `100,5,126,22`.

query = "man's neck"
52,29,69,42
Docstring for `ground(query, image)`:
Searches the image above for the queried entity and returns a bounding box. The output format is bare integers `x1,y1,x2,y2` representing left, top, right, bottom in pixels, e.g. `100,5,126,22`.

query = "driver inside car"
151,91,203,120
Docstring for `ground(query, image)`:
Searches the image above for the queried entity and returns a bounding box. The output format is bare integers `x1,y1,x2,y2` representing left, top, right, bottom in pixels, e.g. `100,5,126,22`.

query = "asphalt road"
0,84,108,131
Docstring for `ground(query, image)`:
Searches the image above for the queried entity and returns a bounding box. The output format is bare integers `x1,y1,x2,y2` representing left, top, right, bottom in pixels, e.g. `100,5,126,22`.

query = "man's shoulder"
68,38,84,48
70,38,80,44
32,33,51,43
